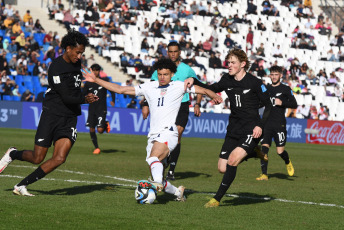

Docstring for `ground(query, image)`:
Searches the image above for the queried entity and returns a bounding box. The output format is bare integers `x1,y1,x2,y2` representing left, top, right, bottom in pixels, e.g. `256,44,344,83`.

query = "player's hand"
184,78,194,91
194,104,201,117
212,95,223,105
110,101,115,107
274,98,282,106
81,68,96,82
85,93,99,103
142,106,150,120
252,126,262,138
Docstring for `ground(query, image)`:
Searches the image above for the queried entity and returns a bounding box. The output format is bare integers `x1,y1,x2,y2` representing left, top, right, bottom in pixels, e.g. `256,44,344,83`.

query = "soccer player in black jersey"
185,49,273,207
0,30,98,196
84,63,115,154
256,66,297,181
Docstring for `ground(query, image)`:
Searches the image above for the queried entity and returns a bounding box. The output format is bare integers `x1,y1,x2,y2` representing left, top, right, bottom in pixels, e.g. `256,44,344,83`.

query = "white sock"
163,180,179,196
147,157,163,183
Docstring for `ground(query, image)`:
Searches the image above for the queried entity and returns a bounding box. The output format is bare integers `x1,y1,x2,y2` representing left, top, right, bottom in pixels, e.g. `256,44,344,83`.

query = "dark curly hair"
270,65,283,73
60,29,89,50
153,58,177,73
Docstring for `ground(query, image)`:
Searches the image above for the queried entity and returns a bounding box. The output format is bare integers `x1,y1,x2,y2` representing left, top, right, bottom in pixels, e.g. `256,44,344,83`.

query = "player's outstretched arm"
82,68,136,96
194,85,222,104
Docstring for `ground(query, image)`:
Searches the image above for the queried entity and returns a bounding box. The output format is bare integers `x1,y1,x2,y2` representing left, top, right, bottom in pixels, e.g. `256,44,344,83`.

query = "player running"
83,58,222,202
185,49,273,207
0,30,98,196
83,63,115,154
142,42,203,181
256,66,297,181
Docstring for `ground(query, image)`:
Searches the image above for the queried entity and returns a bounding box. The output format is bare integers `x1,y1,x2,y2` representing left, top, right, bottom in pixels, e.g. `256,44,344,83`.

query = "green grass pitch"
0,128,343,229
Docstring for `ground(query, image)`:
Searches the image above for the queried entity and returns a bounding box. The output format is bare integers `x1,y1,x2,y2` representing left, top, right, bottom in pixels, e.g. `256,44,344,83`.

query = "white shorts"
145,125,178,161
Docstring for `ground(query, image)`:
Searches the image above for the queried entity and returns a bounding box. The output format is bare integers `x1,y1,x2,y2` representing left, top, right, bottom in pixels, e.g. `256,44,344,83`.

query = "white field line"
1,165,343,209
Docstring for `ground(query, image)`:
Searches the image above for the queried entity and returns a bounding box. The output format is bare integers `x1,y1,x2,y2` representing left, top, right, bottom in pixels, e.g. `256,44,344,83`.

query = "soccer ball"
135,186,156,204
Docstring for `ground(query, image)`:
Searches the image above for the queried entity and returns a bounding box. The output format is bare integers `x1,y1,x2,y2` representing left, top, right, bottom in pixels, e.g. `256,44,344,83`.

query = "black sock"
213,165,237,202
262,146,270,155
10,150,24,161
279,150,290,164
261,159,268,175
168,143,181,174
261,146,269,175
17,166,47,187
90,132,98,148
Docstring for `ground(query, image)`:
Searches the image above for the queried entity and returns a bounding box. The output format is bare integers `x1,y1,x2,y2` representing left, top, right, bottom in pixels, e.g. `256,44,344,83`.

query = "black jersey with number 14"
43,56,85,117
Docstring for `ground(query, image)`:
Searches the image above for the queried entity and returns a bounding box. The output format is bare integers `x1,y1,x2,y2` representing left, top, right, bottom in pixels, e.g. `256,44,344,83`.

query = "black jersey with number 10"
266,83,297,127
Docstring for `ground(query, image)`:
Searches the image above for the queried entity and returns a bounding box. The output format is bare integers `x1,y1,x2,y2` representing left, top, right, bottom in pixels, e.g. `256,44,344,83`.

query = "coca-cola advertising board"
306,120,344,145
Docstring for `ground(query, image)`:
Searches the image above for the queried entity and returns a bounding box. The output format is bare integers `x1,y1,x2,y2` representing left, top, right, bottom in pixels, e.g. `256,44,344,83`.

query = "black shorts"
35,111,78,147
175,102,190,128
219,134,260,159
261,127,287,147
86,108,107,128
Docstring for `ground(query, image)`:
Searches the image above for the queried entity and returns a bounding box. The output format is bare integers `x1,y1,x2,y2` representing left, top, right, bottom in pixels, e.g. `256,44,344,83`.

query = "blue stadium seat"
0,29,5,37
2,95,13,101
15,75,23,86
33,33,46,46
12,95,20,101
27,63,35,75
6,53,12,63
18,85,26,94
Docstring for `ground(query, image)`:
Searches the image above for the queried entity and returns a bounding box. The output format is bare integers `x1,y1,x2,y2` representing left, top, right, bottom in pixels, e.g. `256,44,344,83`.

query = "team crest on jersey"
53,76,60,84
160,88,167,96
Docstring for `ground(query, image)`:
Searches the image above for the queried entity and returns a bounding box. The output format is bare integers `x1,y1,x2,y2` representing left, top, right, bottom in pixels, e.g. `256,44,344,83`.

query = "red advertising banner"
306,120,344,145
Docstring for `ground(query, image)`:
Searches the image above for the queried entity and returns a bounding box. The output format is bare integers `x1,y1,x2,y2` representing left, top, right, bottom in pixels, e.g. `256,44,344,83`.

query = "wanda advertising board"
306,120,344,145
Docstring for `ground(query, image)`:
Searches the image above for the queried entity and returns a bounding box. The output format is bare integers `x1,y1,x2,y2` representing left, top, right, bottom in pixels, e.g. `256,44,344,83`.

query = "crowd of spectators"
1,0,344,119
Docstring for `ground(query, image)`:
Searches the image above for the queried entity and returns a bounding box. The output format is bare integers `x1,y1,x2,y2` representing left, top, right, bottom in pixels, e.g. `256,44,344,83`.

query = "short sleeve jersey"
151,62,196,102
266,83,297,127
135,81,195,136
43,56,84,117
84,77,110,112
208,72,272,137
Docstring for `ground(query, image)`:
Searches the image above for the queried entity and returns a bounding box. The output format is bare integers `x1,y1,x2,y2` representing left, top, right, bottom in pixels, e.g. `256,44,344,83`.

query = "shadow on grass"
100,149,126,154
27,184,133,196
268,173,296,181
221,192,275,206
173,171,212,180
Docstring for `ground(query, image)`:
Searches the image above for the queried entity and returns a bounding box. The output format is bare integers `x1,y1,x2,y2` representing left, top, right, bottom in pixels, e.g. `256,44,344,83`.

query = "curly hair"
225,48,250,71
60,29,89,50
153,58,177,73
270,65,283,73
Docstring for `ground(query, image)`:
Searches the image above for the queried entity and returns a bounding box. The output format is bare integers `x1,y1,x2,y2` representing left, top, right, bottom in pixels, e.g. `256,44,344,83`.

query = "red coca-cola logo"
307,120,344,145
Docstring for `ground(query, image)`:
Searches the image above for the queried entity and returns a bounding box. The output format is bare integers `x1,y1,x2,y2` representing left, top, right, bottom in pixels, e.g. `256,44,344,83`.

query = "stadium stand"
0,0,343,121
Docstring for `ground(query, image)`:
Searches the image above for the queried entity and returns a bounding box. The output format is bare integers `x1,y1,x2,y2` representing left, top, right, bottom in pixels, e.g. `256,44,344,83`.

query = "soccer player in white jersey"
83,59,222,201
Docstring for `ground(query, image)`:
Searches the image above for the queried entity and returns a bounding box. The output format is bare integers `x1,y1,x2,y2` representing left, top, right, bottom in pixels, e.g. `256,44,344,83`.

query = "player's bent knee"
218,167,226,174
97,127,105,134
31,156,45,164
52,156,67,166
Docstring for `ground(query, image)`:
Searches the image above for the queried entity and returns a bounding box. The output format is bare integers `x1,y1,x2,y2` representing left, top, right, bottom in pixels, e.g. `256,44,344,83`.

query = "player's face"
167,45,180,63
157,68,173,86
92,69,100,77
227,55,245,76
270,71,282,85
65,44,85,63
